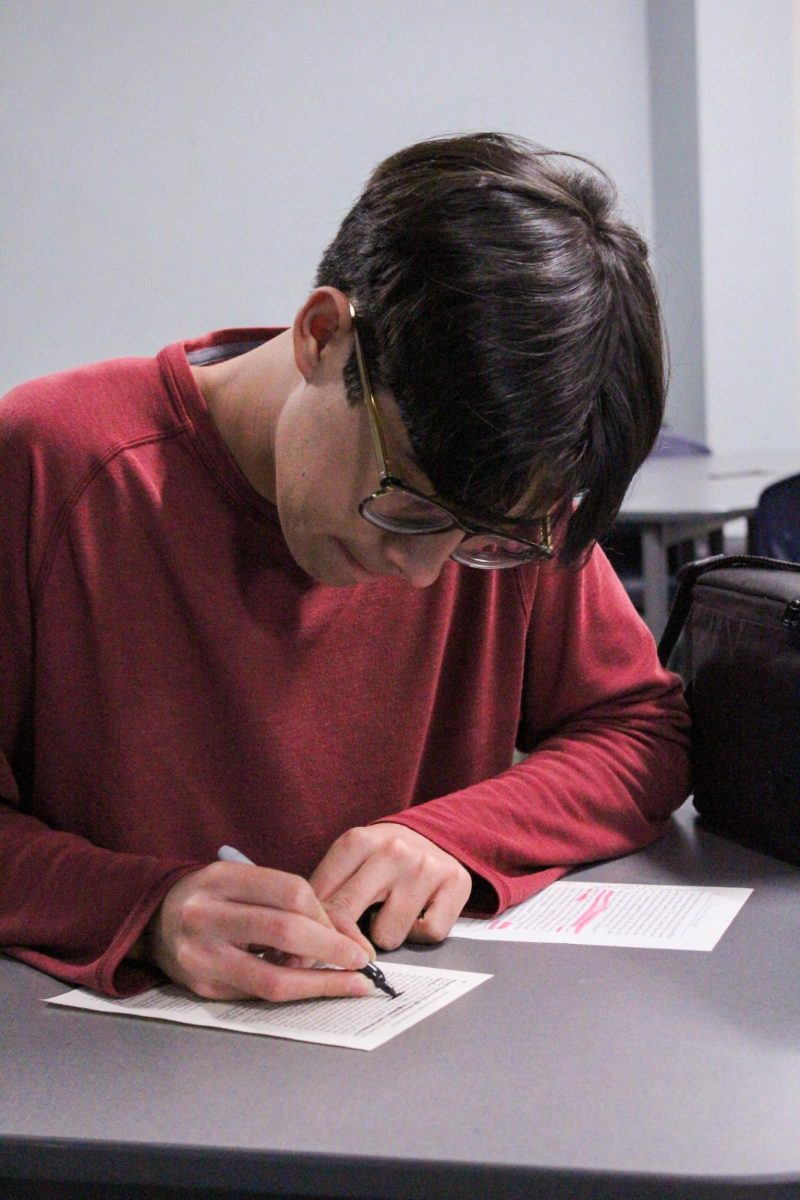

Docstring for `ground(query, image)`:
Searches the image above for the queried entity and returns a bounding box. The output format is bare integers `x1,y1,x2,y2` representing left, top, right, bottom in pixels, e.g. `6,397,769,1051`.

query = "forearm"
0,804,204,994
384,701,689,913
380,550,691,914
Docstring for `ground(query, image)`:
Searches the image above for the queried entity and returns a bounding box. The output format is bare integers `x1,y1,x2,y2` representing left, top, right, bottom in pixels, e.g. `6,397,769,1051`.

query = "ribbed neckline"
157,328,285,527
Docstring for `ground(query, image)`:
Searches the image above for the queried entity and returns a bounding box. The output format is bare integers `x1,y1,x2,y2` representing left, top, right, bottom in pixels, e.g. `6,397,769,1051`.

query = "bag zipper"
782,599,800,629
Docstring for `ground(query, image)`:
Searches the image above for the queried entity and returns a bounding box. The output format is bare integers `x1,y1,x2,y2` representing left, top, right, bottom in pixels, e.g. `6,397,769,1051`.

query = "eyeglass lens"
360,490,548,566
362,489,455,533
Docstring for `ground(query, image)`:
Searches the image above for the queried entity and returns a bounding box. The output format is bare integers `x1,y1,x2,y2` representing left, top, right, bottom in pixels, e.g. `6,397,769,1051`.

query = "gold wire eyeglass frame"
349,304,554,566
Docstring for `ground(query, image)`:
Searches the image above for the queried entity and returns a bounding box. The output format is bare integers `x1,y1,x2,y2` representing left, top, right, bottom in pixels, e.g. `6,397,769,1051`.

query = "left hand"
309,823,473,951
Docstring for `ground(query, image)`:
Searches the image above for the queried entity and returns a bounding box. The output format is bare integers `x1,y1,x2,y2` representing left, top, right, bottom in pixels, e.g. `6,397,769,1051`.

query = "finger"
368,871,439,951
316,836,422,921
211,902,371,971
280,909,375,969
213,947,377,1003
405,877,473,944
206,862,336,928
325,906,375,959
279,954,317,969
309,827,379,902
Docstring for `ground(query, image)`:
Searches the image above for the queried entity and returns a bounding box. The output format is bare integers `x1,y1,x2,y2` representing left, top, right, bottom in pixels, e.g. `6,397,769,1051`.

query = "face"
273,368,464,589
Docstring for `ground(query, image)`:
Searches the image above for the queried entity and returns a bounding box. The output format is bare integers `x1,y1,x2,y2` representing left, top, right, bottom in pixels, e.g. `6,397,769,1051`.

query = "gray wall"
2,0,798,454
695,0,798,452
0,0,653,389
647,0,799,452
647,0,706,444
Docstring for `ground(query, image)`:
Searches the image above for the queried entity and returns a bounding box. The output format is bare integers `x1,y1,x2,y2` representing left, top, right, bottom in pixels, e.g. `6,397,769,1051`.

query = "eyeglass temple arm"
349,304,392,478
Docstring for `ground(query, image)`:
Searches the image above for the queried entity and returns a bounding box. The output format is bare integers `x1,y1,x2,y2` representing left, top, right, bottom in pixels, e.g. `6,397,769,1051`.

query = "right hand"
146,862,376,1002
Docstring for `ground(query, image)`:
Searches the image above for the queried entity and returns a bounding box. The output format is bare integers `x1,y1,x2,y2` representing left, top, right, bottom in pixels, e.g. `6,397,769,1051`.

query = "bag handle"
657,554,800,667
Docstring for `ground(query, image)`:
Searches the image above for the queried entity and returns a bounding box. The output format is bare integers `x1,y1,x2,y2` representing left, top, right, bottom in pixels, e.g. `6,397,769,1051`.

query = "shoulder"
0,351,188,516
0,353,189,579
0,353,182,465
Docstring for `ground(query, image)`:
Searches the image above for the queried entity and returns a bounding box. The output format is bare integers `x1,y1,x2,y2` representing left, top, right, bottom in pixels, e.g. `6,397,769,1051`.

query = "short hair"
315,132,666,563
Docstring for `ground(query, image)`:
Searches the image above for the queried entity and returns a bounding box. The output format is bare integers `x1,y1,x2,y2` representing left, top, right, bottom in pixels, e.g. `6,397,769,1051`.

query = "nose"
383,529,465,588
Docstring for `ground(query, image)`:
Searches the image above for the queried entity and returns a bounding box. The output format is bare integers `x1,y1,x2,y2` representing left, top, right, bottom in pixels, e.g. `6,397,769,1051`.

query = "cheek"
274,448,351,544
276,390,376,525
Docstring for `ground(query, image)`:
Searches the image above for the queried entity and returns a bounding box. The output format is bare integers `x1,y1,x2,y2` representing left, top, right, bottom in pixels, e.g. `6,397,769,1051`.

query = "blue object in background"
751,472,800,563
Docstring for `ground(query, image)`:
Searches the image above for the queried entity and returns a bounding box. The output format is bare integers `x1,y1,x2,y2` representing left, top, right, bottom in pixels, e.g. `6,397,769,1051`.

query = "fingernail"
349,947,371,970
349,973,377,996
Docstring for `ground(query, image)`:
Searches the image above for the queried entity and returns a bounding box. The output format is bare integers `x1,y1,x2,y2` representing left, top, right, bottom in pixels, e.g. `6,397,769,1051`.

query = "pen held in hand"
216,844,401,999
354,959,401,999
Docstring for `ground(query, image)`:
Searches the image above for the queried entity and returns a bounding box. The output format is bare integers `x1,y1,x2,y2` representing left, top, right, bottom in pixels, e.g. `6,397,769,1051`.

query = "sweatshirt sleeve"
0,383,204,996
381,546,691,914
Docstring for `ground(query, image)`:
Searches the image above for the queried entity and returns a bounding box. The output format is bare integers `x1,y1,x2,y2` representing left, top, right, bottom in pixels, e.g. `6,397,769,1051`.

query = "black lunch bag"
658,555,800,864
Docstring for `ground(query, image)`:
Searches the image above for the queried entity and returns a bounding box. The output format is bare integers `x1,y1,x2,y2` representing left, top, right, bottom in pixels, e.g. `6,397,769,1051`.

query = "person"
0,132,689,1004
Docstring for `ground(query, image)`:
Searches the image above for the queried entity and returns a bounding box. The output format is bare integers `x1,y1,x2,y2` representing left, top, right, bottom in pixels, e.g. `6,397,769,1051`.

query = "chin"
287,536,359,587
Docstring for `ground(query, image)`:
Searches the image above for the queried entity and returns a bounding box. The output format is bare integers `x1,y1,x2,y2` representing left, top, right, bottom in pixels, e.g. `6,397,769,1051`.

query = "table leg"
641,524,670,638
709,528,725,555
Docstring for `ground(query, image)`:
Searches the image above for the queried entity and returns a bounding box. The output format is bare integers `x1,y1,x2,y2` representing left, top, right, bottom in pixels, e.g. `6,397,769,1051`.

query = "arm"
0,798,374,1001
312,548,690,940
0,386,371,999
0,394,203,993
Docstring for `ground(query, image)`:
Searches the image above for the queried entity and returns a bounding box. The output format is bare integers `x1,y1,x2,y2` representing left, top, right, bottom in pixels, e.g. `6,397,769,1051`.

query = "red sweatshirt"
0,330,690,995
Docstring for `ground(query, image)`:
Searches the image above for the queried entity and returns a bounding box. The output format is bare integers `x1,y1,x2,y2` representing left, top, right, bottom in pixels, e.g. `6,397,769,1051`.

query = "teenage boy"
0,133,689,1002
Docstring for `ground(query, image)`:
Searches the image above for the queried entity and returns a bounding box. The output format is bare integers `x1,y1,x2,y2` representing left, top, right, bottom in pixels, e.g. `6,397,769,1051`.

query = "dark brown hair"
316,132,667,562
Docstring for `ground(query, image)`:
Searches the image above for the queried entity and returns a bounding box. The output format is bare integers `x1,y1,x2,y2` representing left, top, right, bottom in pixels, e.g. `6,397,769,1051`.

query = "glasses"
349,305,554,569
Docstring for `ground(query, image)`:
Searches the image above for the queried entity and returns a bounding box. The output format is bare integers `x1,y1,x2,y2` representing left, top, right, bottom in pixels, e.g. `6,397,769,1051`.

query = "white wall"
647,0,800,452
647,0,706,443
695,0,799,452
0,0,654,392
4,0,798,458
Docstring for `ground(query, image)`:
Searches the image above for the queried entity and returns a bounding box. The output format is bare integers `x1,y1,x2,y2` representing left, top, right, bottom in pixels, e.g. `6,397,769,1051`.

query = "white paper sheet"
46,962,491,1051
451,882,752,950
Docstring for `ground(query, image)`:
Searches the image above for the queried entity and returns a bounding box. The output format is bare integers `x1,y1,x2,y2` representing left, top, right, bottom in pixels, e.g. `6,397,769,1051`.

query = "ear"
292,287,353,383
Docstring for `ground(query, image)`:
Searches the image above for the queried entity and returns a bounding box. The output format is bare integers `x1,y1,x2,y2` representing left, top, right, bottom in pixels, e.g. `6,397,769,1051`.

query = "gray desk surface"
616,448,800,635
2,802,799,1200
618,449,800,523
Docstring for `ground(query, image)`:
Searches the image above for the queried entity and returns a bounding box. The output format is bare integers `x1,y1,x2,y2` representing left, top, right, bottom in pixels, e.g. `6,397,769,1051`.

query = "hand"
147,862,376,1002
309,823,472,950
